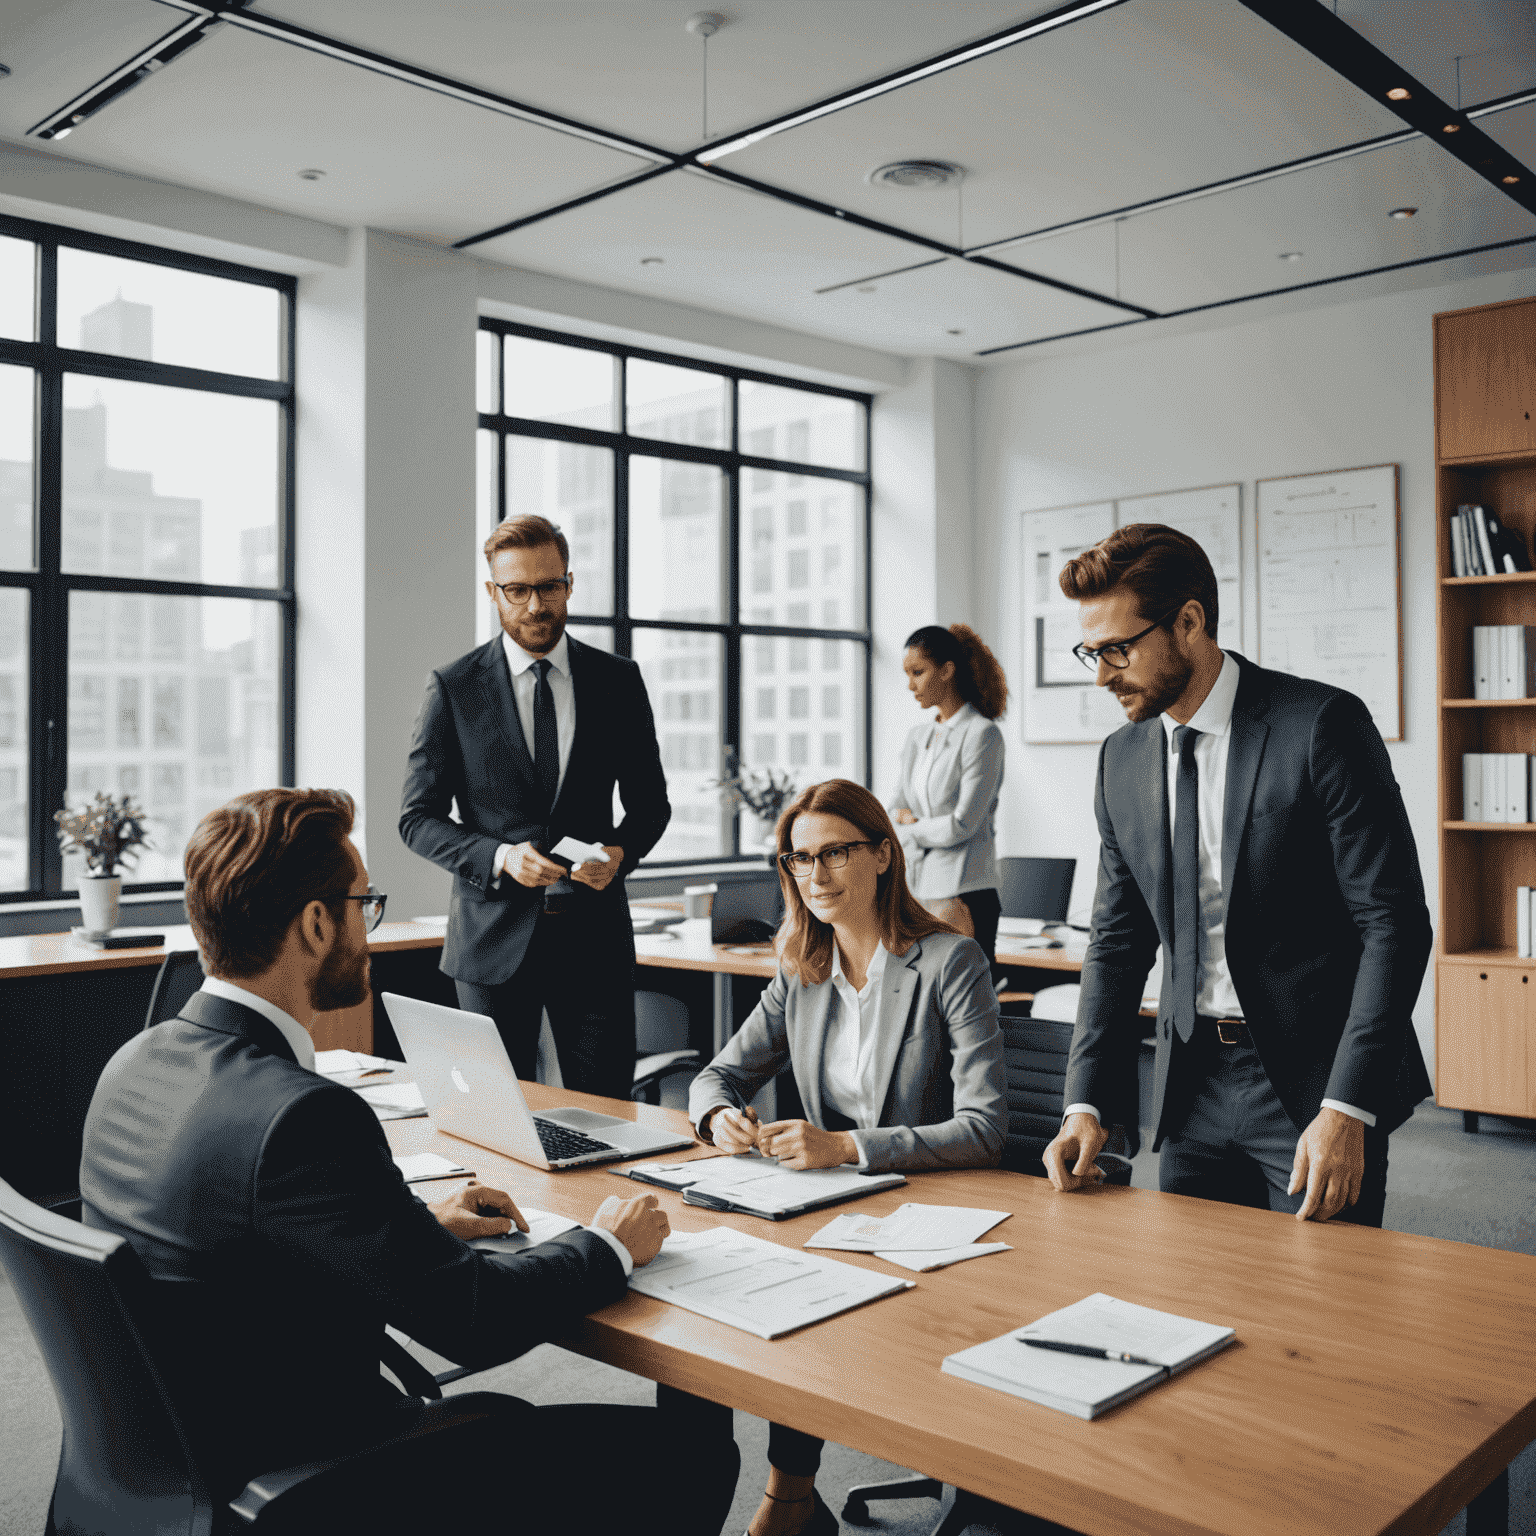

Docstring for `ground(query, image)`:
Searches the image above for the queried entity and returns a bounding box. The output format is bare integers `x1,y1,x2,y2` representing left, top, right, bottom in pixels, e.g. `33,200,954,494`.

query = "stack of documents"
628,1227,913,1339
943,1293,1235,1420
805,1203,1012,1272
680,1159,905,1219
357,1081,427,1120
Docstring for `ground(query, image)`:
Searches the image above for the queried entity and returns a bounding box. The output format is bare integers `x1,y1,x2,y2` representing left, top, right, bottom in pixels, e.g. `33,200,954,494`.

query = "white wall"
974,263,1536,1072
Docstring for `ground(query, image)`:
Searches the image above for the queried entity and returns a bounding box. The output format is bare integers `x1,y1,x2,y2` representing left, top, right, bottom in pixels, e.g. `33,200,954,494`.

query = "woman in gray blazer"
683,778,1005,1536
889,623,1009,966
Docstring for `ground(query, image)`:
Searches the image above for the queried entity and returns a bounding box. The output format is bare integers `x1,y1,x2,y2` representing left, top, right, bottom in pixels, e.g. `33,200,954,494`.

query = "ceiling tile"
1479,99,1536,168
1342,0,1536,108
15,21,652,240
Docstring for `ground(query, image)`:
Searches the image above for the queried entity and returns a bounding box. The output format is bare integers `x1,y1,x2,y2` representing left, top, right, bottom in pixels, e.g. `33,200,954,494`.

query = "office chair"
631,990,700,1105
842,1003,1128,1536
0,1178,526,1535
144,948,206,1031
997,857,1076,922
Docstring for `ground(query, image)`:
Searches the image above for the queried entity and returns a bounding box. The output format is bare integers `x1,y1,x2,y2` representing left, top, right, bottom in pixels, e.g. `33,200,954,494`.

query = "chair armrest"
228,1392,522,1527
631,1049,700,1101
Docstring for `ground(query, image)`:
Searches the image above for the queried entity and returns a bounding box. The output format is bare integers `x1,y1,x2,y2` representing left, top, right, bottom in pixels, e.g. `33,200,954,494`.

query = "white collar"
199,977,316,1072
501,629,571,679
831,939,888,996
1160,651,1239,744
929,702,974,736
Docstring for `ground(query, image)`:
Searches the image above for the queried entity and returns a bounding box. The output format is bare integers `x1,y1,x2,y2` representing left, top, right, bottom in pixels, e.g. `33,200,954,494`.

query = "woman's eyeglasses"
777,841,873,879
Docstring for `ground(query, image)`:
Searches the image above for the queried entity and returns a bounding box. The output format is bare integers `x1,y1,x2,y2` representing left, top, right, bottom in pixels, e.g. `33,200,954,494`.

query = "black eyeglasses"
340,888,387,933
778,841,873,879
1072,609,1178,672
489,576,572,607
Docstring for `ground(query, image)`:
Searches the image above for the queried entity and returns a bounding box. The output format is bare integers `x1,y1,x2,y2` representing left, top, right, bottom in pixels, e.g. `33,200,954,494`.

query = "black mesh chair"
631,990,700,1105
144,949,207,1032
997,857,1076,922
0,1176,525,1535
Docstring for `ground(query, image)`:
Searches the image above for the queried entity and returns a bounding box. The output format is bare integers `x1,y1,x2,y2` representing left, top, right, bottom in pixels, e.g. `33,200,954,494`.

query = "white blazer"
888,705,1005,900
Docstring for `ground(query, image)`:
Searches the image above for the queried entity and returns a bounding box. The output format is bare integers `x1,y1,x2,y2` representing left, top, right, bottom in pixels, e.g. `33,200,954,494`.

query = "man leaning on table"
79,787,738,1535
1043,524,1432,1225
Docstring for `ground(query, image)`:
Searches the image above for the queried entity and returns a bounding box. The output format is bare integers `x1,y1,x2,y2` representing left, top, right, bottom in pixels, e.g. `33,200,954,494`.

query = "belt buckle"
1215,1018,1243,1045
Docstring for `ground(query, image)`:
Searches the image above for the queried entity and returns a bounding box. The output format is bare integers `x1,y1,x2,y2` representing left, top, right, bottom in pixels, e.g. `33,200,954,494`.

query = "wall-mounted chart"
1022,483,1242,744
1256,463,1402,741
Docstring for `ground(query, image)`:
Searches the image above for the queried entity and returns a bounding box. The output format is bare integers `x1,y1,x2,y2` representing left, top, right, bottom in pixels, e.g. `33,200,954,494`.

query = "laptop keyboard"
535,1119,620,1163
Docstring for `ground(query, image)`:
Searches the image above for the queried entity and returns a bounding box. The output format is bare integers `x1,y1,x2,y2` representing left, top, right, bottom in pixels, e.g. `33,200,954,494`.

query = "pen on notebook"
1020,1338,1168,1368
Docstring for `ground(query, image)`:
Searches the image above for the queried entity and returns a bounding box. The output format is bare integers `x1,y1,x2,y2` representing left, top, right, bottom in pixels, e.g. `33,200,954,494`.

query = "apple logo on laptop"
451,1068,471,1094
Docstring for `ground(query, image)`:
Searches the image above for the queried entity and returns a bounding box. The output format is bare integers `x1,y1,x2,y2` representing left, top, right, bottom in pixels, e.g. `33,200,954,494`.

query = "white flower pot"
78,874,122,934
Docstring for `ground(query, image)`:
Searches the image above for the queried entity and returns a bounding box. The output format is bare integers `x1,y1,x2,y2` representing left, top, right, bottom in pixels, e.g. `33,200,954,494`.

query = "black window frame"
478,319,873,868
0,211,296,903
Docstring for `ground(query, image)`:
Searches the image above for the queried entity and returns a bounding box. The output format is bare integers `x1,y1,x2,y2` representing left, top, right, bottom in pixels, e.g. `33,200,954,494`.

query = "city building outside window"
476,322,870,865
0,216,294,899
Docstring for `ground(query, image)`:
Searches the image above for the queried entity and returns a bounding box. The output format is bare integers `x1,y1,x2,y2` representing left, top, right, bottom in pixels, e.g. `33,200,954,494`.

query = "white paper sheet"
627,1227,913,1340
552,835,609,864
683,1158,904,1215
879,1243,1012,1273
315,1048,394,1075
804,1203,1011,1252
357,1082,425,1111
393,1152,470,1183
468,1206,582,1254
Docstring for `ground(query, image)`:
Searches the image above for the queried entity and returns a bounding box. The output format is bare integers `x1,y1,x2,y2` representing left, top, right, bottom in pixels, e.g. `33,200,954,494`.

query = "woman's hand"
707,1105,761,1155
757,1119,859,1170
892,807,917,825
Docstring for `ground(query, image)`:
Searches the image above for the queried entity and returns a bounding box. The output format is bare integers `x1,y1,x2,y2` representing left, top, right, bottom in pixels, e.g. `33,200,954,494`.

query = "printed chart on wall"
1022,485,1242,744
1256,464,1402,741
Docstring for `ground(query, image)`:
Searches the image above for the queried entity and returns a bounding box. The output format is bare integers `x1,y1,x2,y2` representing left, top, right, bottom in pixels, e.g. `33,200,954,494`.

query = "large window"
0,215,294,899
477,323,870,865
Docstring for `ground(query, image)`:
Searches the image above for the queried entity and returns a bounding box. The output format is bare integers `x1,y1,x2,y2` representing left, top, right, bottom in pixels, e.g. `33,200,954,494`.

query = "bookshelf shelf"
1441,947,1528,967
1443,821,1536,831
1442,571,1536,587
1441,697,1536,708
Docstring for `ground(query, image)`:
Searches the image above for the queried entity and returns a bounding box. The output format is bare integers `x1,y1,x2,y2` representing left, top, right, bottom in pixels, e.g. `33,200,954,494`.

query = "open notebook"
942,1293,1235,1420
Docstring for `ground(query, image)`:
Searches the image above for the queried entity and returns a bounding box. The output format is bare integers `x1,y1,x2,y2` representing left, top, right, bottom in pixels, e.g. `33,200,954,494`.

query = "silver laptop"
380,993,695,1169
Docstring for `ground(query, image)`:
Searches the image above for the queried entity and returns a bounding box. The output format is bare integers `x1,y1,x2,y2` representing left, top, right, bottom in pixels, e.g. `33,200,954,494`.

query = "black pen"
1020,1338,1168,1369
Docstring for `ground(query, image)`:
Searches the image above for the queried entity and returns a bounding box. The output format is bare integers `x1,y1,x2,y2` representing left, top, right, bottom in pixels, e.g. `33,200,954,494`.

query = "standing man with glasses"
1043,523,1431,1225
400,513,670,1098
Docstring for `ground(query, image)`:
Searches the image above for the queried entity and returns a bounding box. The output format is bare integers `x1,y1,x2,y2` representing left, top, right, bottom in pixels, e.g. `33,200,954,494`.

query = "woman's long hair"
904,623,1009,719
774,778,955,985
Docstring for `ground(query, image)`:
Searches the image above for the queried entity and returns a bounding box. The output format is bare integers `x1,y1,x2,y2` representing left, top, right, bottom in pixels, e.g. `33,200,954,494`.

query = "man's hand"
705,1105,760,1154
591,1192,670,1266
892,808,916,826
757,1118,859,1170
1289,1107,1366,1221
1043,1113,1110,1192
501,842,566,888
430,1180,529,1239
570,845,623,891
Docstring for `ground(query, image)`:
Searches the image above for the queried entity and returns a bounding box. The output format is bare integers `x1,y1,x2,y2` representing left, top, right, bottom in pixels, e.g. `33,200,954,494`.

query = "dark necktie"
1170,725,1201,1043
532,658,559,814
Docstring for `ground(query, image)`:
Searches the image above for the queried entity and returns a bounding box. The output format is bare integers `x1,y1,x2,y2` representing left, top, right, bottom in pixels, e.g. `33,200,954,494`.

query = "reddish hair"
483,513,569,571
904,623,1009,719
1058,522,1219,638
774,779,954,985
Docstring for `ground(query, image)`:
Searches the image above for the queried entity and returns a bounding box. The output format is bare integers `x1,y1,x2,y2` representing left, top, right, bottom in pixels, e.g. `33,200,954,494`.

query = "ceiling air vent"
867,160,963,190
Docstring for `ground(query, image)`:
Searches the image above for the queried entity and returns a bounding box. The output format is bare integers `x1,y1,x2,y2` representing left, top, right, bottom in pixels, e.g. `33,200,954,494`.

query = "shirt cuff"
1062,1103,1101,1125
1321,1098,1377,1128
586,1223,633,1278
846,1129,871,1170
491,842,515,890
697,1101,733,1141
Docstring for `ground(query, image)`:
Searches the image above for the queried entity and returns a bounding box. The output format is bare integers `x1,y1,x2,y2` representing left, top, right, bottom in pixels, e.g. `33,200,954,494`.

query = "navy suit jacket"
399,632,670,985
1066,652,1432,1147
80,992,627,1499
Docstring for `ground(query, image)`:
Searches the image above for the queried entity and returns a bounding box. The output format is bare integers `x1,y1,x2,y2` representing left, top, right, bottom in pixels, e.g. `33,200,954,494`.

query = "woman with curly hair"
888,623,1009,966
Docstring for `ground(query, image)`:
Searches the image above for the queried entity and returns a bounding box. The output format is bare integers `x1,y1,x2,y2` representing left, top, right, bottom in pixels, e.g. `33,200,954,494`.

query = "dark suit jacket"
79,991,628,1500
399,632,670,985
1066,652,1432,1147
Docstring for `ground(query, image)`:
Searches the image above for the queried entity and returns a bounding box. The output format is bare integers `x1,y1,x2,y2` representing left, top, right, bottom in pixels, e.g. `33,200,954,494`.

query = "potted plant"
709,757,796,857
54,792,152,934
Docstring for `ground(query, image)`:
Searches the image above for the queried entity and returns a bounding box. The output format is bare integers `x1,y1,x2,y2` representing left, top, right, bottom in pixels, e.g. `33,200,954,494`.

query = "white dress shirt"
1066,651,1373,1129
494,630,578,883
822,941,888,1168
200,976,631,1272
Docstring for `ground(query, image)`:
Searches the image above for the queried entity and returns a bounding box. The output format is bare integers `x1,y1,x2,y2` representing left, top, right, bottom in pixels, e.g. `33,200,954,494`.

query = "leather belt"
1198,1015,1247,1045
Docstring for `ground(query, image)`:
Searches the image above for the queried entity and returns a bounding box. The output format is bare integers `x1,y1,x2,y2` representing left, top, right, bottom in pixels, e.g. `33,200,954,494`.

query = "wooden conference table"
387,1084,1533,1536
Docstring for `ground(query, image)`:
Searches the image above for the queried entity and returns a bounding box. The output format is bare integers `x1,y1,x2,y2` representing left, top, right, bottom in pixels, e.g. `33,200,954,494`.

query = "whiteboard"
1022,484,1243,745
1256,464,1401,741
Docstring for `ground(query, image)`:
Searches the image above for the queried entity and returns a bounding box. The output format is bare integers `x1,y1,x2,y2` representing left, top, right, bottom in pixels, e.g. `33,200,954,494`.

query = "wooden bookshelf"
1434,295,1536,1126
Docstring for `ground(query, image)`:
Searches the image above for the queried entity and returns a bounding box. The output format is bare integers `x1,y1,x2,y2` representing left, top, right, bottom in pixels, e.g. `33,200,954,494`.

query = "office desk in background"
387,1082,1534,1536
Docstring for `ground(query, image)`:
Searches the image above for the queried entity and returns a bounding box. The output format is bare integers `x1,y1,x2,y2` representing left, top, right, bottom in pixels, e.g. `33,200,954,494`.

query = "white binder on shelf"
1464,754,1483,822
1484,754,1507,824
1519,888,1532,961
1473,627,1492,700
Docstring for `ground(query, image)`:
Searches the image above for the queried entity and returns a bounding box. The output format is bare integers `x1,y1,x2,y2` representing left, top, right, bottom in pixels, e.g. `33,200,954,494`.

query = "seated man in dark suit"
80,786,738,1534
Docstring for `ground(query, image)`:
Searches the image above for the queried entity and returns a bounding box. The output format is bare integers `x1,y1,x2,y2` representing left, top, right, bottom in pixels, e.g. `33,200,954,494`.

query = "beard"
503,607,566,656
1106,650,1195,722
310,933,371,1012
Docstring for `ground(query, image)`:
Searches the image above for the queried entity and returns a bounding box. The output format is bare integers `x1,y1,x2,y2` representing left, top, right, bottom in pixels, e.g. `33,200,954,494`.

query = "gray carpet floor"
3,1099,1532,1536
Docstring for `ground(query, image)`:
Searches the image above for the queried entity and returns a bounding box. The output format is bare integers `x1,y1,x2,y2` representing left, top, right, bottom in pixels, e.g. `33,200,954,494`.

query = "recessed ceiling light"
857,285,877,293
640,256,664,265
1389,206,1417,218
1279,251,1304,262
297,167,325,181
1443,122,1461,133
1387,87,1411,101
1505,175,1522,185
868,160,963,190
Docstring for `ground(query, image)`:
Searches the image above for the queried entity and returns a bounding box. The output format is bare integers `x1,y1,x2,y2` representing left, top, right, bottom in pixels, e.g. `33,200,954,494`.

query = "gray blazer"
888,706,1005,899
689,931,1007,1173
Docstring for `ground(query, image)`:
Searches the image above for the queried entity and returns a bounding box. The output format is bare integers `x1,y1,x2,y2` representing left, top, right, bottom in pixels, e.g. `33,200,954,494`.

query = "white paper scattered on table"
315,1049,393,1075
357,1082,424,1112
805,1203,1011,1253
627,1227,913,1340
392,1152,470,1183
468,1206,582,1254
879,1243,1012,1273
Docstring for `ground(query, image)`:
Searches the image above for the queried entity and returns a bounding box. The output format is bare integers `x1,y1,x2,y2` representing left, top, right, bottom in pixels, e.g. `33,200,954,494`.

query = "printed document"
804,1203,1010,1252
468,1206,582,1254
